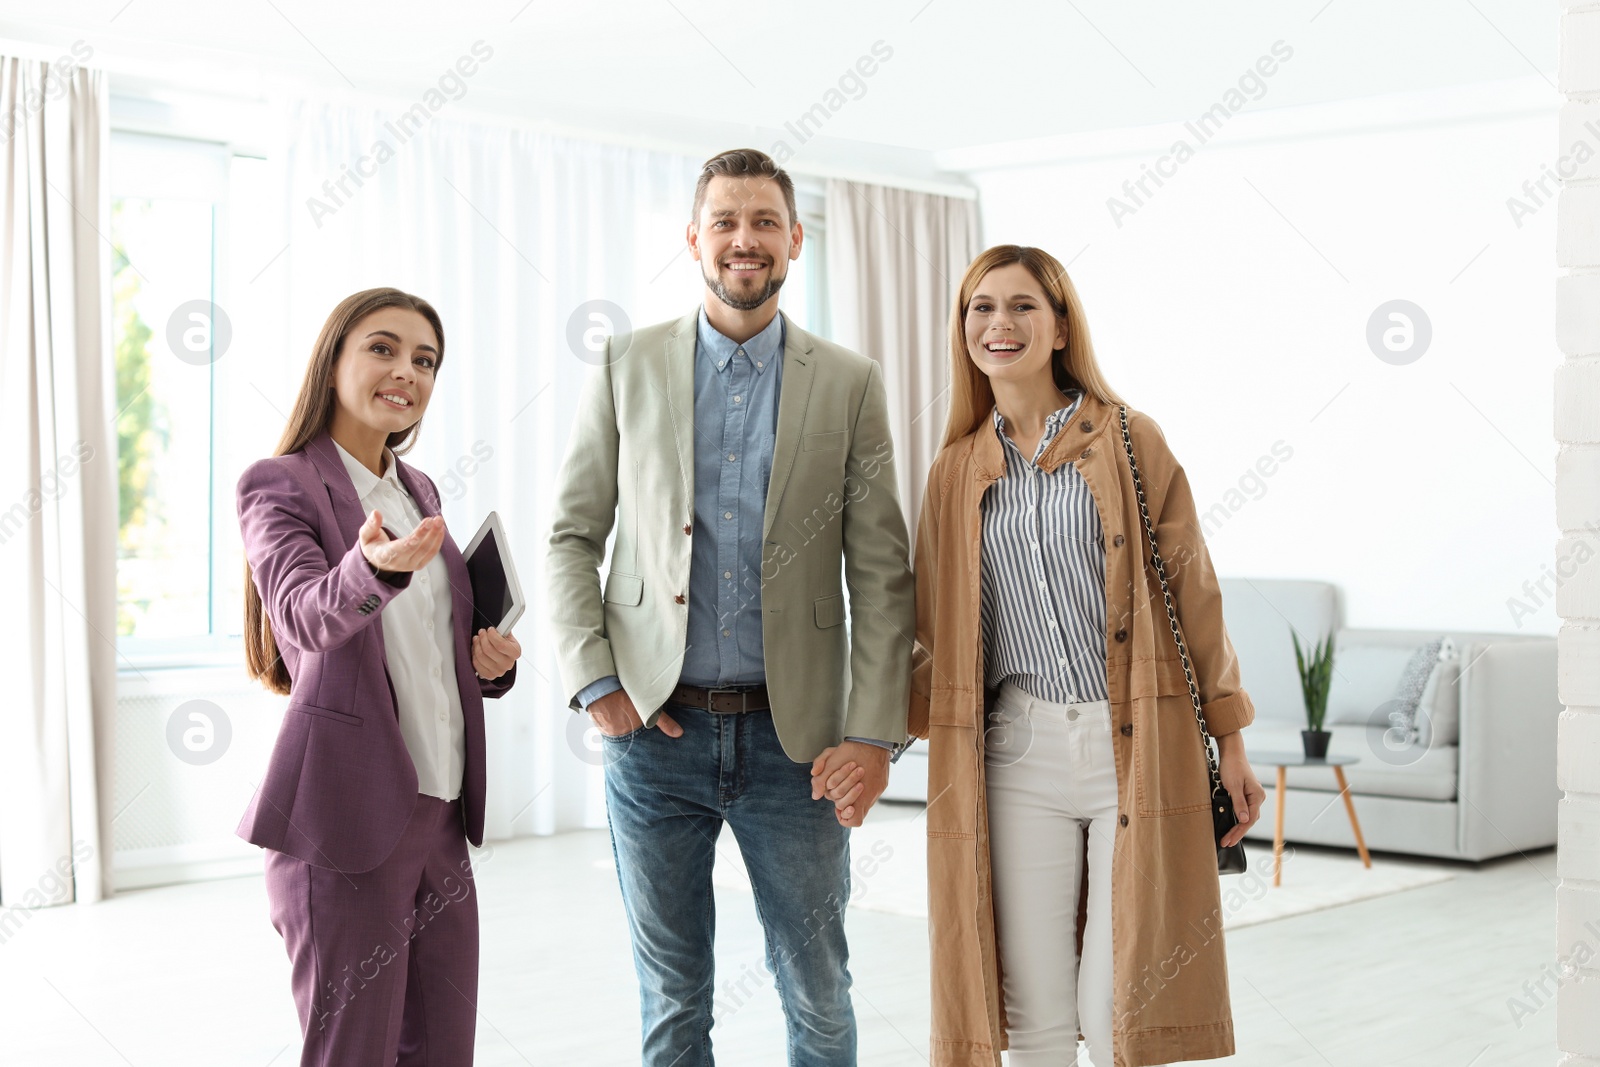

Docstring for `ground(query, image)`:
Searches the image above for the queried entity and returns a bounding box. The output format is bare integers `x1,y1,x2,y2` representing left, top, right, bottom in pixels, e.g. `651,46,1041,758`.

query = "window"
783,186,830,339
111,132,270,665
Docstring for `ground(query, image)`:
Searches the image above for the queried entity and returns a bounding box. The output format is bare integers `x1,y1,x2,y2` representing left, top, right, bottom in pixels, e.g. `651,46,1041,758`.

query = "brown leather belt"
669,682,770,713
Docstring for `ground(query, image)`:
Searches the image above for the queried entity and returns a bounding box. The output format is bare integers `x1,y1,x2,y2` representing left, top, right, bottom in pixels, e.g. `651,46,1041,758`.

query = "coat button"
683,524,692,535
1115,628,1128,642
1119,814,1129,827
1080,449,1091,459
1081,420,1093,432
1121,723,1132,736
673,594,685,604
1113,534,1125,547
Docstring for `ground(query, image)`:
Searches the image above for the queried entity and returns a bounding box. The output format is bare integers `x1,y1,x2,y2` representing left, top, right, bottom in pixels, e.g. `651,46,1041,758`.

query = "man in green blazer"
546,148,914,1066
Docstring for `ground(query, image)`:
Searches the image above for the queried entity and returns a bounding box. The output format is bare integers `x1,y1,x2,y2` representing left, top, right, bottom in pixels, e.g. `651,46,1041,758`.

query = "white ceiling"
0,0,1558,177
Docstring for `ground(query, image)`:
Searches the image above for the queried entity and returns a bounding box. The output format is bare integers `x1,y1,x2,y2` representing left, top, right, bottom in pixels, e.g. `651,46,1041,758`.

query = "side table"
1248,750,1373,886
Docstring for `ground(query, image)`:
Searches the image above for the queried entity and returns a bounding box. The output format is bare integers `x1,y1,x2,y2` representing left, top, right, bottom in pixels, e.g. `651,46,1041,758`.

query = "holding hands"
810,741,891,828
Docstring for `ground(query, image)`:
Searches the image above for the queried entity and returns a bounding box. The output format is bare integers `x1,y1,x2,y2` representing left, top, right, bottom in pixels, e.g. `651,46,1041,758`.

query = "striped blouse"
978,391,1111,705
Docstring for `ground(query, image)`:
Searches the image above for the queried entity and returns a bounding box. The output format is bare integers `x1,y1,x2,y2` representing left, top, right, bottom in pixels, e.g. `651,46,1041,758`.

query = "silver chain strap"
1117,406,1223,795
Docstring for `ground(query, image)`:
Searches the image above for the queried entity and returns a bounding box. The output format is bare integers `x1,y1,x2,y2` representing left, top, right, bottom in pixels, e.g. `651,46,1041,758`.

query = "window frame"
110,130,244,670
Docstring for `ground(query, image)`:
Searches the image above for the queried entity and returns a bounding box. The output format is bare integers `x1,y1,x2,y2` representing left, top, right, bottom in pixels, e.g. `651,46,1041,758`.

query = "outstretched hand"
359,509,445,574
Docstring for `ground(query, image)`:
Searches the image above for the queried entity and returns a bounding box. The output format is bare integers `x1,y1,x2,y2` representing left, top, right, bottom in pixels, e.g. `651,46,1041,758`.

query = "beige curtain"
825,179,980,528
0,53,115,907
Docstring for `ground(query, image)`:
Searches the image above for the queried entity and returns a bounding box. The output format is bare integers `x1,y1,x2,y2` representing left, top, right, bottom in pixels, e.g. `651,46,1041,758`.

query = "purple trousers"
265,794,480,1066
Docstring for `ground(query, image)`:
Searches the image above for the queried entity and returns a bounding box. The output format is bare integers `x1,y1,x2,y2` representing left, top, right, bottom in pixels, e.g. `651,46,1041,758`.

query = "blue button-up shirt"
680,307,785,686
574,310,896,752
573,309,783,704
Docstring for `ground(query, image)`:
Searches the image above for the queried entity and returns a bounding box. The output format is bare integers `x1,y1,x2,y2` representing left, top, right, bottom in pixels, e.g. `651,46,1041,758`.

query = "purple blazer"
235,430,515,873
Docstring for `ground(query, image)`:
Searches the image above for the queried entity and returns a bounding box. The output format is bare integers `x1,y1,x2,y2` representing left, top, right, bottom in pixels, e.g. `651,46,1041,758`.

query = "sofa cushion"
1416,658,1460,748
1323,638,1458,755
1389,637,1455,743
1218,579,1342,728
1323,644,1417,727
1243,723,1457,802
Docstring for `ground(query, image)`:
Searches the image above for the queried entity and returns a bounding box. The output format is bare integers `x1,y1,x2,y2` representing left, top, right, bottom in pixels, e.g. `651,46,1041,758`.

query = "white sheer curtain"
0,54,116,905
267,97,704,836
825,179,980,526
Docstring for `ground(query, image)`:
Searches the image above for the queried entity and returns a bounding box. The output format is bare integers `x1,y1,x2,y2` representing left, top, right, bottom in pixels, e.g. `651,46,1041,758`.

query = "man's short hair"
692,148,798,229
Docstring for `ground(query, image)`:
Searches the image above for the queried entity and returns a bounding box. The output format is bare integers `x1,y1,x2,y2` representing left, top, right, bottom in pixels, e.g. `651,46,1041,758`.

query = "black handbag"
1117,406,1248,876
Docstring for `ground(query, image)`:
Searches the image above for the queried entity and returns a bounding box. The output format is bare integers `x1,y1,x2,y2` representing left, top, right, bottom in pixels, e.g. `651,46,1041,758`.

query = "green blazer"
546,308,914,763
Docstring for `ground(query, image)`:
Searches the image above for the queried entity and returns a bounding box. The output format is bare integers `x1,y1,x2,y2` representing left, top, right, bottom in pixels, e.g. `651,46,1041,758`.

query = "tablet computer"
463,511,525,635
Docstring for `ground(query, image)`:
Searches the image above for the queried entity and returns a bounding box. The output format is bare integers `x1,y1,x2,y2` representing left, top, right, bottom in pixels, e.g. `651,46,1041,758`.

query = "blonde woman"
906,246,1266,1066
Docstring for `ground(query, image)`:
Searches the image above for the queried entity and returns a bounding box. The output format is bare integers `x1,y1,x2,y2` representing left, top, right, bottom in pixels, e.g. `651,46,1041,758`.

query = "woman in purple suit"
239,287,522,1066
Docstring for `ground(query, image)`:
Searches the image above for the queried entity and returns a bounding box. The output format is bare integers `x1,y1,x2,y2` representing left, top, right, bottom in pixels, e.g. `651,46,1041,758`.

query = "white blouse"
333,440,466,801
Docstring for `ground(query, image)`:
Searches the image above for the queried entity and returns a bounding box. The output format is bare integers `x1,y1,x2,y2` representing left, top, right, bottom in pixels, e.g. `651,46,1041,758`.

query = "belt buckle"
706,687,747,714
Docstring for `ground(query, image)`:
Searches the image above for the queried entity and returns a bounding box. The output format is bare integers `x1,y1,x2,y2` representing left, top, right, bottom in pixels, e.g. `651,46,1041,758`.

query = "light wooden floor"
0,801,1560,1066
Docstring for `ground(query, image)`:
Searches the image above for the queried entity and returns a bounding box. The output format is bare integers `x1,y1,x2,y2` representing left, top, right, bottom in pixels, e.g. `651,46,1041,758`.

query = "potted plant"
1291,628,1335,759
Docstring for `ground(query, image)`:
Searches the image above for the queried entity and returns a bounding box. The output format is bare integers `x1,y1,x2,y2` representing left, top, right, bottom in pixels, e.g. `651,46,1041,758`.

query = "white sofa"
1220,578,1559,861
883,578,1560,862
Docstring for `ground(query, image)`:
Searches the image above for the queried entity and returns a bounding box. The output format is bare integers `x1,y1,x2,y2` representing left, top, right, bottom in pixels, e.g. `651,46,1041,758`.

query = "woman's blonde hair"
243,287,445,695
941,244,1125,450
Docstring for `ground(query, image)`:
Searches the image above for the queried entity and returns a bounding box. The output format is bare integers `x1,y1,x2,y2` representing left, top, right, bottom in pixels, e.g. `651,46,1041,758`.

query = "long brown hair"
243,288,446,694
941,244,1126,450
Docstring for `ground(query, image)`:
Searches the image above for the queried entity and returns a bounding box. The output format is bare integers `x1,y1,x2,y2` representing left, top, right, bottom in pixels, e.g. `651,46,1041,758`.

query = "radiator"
112,666,284,889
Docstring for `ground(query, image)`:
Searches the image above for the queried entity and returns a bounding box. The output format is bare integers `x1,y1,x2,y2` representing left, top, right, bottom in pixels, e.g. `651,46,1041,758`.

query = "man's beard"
704,260,786,311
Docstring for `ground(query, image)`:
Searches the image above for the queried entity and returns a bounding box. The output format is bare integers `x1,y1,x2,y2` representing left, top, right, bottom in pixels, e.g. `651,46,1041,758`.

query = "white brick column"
1559,5,1600,1063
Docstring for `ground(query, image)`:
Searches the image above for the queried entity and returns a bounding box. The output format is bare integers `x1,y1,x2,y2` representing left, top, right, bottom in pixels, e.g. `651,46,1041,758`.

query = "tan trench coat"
908,393,1256,1067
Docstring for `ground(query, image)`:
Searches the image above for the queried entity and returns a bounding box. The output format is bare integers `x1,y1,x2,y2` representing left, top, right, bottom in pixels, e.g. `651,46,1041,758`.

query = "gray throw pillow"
1386,637,1456,746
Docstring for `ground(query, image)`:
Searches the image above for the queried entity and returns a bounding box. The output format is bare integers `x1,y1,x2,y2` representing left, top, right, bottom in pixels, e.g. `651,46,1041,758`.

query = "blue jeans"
602,703,857,1067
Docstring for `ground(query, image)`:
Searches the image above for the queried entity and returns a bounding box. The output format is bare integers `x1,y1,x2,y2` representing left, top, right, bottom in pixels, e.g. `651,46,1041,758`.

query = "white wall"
961,78,1559,636
1556,6,1600,1058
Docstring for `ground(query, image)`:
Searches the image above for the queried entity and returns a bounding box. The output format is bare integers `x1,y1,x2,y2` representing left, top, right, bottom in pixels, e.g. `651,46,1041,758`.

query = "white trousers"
985,681,1160,1067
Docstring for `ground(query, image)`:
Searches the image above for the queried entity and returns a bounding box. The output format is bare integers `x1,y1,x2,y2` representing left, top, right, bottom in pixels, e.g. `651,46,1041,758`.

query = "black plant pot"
1301,729,1332,759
